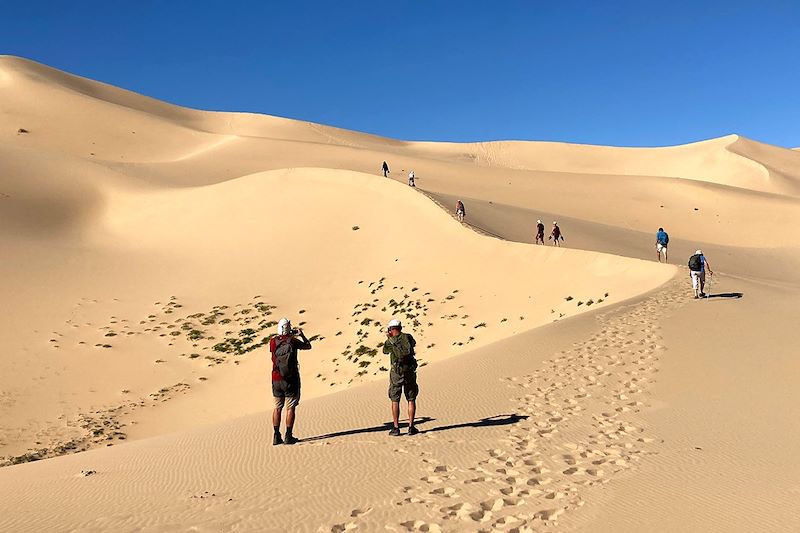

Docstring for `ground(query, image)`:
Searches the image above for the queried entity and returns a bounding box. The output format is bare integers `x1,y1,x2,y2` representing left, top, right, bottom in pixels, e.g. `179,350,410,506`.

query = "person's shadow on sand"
706,292,744,299
303,414,527,442
420,413,528,434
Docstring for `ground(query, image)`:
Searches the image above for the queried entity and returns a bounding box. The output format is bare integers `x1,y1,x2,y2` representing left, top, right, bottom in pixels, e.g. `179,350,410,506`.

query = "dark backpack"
274,337,296,381
688,254,702,271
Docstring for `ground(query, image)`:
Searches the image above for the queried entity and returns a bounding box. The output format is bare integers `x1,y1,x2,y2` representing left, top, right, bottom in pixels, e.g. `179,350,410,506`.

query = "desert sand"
1,55,799,532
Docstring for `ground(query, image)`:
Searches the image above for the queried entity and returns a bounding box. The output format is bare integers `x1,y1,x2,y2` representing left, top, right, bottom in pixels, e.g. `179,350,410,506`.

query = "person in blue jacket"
655,227,669,263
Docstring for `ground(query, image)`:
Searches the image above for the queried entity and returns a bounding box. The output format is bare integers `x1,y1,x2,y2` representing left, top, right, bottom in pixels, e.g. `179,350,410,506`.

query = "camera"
290,328,300,335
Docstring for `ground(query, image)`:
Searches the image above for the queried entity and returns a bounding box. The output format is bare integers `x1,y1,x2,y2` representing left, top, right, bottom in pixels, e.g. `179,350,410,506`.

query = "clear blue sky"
2,1,799,147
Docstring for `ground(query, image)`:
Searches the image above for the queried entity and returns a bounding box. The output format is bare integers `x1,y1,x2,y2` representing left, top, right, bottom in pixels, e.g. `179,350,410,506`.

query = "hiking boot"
284,434,299,445
407,426,419,436
389,427,401,436
273,432,283,446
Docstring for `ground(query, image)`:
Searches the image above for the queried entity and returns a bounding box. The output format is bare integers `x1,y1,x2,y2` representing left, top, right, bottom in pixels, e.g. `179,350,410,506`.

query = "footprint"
399,520,442,532
350,507,372,518
480,498,505,512
468,509,492,523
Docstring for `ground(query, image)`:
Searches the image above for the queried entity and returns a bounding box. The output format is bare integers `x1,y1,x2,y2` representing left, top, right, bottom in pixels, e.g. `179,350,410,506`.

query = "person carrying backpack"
456,200,466,222
549,221,564,246
408,170,416,187
688,249,714,298
270,318,313,445
656,227,670,263
535,219,545,245
382,160,390,177
383,319,419,436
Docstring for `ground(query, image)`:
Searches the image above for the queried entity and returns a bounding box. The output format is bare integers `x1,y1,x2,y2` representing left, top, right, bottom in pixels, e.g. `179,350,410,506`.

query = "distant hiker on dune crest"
270,318,312,445
382,160,390,177
408,170,416,187
549,221,564,246
456,200,466,222
383,319,419,436
656,227,669,263
688,249,713,299
535,219,545,245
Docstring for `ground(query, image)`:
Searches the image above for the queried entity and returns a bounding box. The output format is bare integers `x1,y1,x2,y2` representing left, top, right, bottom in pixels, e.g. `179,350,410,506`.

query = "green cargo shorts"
389,368,419,402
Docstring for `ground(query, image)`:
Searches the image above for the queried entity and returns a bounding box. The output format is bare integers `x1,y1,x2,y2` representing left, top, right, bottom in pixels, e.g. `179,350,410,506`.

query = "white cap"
695,249,703,255
537,219,542,224
277,318,291,335
553,221,558,224
388,318,402,329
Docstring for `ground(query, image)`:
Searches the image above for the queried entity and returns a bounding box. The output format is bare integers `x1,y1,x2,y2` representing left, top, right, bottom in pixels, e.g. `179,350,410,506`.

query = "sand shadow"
706,292,744,299
421,413,528,434
303,416,435,442
303,413,528,442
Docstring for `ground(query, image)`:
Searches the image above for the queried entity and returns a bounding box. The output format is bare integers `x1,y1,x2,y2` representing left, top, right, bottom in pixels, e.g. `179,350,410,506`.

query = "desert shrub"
213,342,231,353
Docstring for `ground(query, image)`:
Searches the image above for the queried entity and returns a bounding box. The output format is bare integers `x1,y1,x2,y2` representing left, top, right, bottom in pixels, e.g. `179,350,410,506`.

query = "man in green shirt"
383,319,419,436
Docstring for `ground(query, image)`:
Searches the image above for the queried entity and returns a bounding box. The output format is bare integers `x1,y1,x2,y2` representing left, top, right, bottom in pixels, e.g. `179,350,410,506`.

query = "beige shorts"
273,394,299,409
656,243,667,253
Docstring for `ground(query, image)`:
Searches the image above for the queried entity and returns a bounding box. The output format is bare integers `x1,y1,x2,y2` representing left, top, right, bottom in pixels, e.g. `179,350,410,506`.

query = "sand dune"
1,55,799,532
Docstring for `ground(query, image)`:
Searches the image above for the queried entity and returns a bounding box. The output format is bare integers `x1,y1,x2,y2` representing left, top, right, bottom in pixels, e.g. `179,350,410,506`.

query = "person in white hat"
688,249,714,298
408,170,416,187
269,317,312,445
383,318,419,436
535,219,545,244
456,200,466,222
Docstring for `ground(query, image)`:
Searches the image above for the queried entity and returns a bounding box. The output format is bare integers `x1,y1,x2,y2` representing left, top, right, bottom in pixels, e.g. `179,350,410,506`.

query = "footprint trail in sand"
323,278,686,532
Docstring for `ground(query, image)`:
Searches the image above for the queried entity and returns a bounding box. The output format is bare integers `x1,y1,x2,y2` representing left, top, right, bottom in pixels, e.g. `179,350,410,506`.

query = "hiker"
535,219,545,245
456,200,466,222
382,161,390,177
688,249,714,298
383,319,419,436
549,221,564,246
656,227,670,263
270,318,312,445
408,170,416,187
